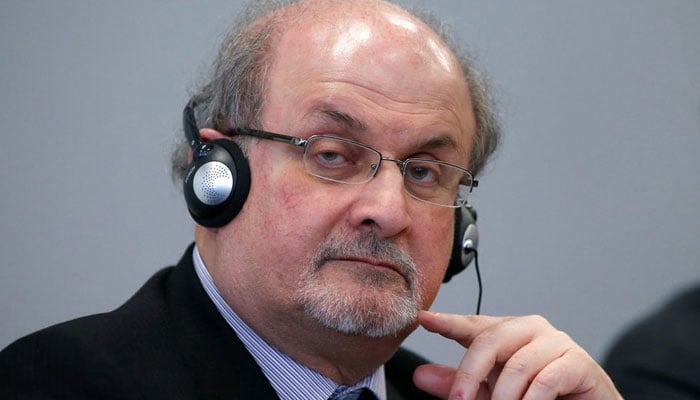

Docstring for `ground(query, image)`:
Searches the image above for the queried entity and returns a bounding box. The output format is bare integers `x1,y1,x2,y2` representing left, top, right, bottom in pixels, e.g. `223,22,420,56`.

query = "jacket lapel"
168,244,280,399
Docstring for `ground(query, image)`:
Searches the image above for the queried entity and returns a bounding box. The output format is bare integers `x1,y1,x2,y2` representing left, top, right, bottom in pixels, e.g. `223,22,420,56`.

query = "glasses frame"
226,127,478,208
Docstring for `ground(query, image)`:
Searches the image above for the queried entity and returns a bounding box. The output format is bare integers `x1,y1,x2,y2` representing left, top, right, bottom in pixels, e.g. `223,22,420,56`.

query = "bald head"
172,0,499,181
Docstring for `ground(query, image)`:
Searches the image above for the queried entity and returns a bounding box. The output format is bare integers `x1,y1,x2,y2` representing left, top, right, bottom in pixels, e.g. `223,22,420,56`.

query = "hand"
413,311,621,400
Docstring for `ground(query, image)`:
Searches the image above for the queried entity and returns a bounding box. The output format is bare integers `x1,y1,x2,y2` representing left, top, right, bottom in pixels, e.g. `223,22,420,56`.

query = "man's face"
210,4,476,339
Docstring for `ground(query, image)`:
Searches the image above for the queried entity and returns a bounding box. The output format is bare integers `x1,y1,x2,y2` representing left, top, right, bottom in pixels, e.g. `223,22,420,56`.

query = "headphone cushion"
183,139,251,227
444,206,478,283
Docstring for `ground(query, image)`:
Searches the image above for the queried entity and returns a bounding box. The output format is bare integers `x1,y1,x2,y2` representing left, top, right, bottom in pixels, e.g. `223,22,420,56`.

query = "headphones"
182,102,251,228
182,101,478,282
445,204,478,283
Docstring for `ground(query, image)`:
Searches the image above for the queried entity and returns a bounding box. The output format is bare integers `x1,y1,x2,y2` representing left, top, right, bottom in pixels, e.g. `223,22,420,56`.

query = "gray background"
1,0,699,368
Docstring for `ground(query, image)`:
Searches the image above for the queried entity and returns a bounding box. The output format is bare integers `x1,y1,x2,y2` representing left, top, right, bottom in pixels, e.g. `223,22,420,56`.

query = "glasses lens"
303,136,379,183
301,136,474,208
403,159,473,207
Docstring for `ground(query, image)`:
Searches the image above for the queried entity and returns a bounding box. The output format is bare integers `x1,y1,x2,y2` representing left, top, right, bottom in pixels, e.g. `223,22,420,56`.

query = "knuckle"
552,328,572,343
453,366,482,386
531,368,561,393
461,313,482,325
524,314,550,328
471,330,499,348
501,355,529,377
570,346,593,362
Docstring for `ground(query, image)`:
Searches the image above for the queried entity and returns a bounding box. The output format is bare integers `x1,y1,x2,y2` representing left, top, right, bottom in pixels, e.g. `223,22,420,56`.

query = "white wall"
1,1,699,368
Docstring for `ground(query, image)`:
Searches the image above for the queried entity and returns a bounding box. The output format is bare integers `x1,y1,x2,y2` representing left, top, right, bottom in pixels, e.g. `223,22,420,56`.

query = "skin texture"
195,0,622,398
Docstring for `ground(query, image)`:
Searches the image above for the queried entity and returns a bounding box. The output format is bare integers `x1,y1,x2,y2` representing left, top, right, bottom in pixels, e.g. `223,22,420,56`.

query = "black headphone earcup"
444,206,478,283
183,139,251,227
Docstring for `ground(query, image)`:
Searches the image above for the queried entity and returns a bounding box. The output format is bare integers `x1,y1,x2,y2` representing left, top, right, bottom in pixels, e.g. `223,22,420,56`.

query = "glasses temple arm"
229,128,306,147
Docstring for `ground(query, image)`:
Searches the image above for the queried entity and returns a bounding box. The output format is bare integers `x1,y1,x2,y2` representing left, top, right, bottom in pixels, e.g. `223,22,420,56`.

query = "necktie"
328,387,378,400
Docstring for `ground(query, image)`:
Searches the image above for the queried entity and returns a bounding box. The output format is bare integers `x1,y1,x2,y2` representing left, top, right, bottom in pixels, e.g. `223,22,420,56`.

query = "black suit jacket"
0,244,439,399
603,284,700,399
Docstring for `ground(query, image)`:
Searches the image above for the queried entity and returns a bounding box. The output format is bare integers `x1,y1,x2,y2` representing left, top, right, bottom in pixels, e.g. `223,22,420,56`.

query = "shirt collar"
192,245,386,400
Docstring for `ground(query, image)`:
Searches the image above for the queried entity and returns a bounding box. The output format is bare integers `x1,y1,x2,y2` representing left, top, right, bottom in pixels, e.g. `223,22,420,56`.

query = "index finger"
418,310,510,346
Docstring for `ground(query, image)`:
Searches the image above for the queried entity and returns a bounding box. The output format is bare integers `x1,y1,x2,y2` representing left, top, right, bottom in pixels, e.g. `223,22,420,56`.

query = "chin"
298,276,422,338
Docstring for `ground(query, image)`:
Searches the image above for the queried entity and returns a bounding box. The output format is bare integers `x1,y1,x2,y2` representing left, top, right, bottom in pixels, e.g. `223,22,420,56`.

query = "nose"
347,161,411,238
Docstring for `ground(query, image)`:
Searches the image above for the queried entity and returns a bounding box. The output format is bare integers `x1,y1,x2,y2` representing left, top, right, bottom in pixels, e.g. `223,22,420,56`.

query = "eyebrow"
316,108,367,132
313,106,463,161
419,134,457,149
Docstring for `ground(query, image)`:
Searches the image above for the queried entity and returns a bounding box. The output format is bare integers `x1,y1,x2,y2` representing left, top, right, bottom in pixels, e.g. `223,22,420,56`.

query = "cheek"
261,174,324,229
234,181,316,300
250,183,306,254
413,211,455,306
249,149,310,225
248,161,339,264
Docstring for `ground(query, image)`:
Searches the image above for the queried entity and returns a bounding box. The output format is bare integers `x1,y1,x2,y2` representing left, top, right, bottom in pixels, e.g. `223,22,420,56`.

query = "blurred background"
1,0,698,367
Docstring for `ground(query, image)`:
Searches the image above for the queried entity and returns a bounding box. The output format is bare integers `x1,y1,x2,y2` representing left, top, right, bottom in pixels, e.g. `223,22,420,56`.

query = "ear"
187,128,229,163
200,128,228,142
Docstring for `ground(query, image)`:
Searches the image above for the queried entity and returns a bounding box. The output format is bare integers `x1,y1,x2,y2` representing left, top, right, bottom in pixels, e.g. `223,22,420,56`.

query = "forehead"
269,2,464,89
260,0,476,159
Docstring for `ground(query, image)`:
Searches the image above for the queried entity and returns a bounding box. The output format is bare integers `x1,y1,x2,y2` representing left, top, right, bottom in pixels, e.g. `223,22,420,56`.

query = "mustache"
313,232,418,278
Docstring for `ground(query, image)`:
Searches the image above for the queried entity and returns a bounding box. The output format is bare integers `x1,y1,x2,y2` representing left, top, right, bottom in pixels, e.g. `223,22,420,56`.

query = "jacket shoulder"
0,266,190,399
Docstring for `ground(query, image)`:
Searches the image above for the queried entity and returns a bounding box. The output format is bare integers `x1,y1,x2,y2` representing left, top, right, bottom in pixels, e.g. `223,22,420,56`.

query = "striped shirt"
192,246,386,400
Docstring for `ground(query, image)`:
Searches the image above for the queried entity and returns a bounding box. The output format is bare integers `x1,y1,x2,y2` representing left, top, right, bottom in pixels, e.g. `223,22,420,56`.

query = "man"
0,0,621,399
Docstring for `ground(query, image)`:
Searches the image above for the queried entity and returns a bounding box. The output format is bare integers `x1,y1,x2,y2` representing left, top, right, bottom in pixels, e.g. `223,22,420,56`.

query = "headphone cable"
471,249,482,315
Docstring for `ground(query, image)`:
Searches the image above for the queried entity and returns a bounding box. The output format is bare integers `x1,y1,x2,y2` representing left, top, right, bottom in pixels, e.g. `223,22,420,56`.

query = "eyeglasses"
228,128,478,208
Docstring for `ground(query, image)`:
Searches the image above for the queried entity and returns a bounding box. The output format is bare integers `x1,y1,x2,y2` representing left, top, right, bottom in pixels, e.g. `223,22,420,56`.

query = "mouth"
326,256,405,278
312,233,417,288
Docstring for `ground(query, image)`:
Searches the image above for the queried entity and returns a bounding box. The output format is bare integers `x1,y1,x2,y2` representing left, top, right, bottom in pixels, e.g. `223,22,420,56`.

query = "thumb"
413,364,455,399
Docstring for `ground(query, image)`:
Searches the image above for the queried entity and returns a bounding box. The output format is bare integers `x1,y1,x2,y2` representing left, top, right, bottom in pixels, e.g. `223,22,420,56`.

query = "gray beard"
297,232,422,337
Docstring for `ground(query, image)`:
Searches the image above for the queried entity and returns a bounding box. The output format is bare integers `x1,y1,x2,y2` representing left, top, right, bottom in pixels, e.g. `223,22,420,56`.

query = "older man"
0,1,620,399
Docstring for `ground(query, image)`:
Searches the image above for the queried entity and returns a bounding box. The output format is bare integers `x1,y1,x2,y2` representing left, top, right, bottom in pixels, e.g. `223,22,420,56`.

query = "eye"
303,136,374,182
405,161,440,186
309,139,355,168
